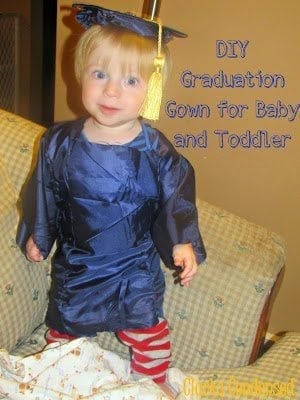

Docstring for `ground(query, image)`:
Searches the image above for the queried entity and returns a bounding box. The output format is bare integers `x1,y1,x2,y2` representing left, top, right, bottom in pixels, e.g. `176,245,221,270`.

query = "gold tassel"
140,22,164,121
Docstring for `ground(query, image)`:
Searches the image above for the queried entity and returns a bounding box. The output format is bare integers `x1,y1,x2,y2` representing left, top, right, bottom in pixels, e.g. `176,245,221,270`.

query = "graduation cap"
72,3,187,43
72,2,187,120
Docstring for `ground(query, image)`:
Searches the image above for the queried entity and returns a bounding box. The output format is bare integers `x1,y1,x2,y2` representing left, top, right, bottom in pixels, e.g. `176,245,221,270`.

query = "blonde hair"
74,24,170,84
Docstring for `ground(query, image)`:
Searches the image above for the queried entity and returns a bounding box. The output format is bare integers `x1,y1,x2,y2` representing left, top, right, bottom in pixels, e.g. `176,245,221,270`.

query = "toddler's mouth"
99,105,120,115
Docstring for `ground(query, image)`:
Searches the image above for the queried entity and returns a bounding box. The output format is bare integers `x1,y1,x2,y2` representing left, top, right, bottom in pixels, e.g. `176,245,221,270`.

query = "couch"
0,108,299,399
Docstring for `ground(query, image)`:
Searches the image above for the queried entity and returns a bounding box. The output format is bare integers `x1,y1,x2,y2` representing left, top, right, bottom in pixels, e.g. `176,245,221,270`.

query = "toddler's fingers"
26,251,43,262
26,239,44,262
180,277,192,287
173,255,184,267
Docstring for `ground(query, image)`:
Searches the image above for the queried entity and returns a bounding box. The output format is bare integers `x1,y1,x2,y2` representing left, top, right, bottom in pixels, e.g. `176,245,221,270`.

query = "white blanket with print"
0,338,184,400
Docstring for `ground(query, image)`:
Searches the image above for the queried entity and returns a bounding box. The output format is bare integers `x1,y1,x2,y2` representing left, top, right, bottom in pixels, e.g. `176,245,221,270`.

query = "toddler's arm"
25,235,44,262
172,243,198,287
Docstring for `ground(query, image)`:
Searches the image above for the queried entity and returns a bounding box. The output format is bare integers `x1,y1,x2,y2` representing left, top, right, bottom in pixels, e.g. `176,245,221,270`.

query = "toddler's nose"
104,80,121,97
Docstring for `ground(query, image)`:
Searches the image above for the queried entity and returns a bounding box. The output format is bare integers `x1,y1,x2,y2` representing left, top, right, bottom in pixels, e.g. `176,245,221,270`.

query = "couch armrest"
162,199,286,370
0,109,45,193
0,109,49,351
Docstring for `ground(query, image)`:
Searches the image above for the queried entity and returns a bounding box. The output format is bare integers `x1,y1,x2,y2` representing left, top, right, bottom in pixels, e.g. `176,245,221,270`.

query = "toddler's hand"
172,243,198,287
26,236,44,262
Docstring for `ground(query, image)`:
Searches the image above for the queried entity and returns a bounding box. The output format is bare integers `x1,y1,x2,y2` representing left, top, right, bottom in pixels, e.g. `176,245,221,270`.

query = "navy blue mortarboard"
72,3,187,43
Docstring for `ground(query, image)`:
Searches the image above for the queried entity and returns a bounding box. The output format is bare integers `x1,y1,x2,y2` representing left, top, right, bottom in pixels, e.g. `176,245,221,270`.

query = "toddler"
17,3,206,388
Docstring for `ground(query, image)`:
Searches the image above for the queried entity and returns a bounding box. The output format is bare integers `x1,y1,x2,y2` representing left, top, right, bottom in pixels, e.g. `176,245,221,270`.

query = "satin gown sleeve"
16,130,58,259
151,130,206,267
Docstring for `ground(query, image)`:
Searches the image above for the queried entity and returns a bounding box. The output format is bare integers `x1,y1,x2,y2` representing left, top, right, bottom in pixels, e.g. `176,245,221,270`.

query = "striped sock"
117,319,171,383
45,329,77,344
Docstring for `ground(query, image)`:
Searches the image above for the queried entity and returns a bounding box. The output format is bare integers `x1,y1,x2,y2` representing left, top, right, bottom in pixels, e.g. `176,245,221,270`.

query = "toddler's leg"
45,329,77,344
117,319,171,384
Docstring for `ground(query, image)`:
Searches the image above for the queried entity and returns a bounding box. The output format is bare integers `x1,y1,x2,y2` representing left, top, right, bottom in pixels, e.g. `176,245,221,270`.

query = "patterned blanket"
0,338,175,399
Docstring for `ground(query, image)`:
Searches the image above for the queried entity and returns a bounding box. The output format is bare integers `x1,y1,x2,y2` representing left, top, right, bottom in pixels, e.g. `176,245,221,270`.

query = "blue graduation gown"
17,119,206,336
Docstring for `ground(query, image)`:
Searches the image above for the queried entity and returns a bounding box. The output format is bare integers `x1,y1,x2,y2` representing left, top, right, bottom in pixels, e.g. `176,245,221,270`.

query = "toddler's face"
81,43,148,130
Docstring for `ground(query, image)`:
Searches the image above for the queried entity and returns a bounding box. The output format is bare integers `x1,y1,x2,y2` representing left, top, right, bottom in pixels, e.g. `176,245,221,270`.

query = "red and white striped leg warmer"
45,329,77,344
117,319,171,384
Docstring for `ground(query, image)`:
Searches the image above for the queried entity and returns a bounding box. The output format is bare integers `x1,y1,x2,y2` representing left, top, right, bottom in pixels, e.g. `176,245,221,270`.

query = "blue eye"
93,70,106,79
126,76,139,86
